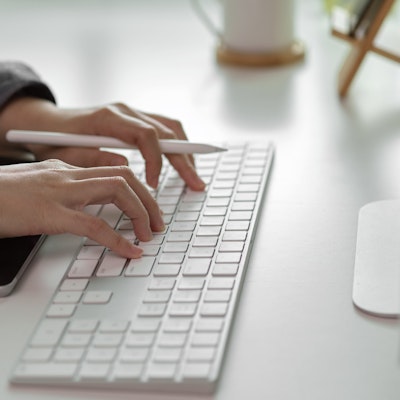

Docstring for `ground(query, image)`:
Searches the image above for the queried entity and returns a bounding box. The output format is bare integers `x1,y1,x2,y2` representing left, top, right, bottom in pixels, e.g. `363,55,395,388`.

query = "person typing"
0,61,205,257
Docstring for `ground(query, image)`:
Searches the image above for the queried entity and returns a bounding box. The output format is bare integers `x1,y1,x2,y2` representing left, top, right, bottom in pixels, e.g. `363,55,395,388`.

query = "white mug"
192,0,295,54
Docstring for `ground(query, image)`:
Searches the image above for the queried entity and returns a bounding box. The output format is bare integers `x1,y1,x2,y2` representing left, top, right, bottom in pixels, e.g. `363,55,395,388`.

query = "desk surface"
1,1,400,399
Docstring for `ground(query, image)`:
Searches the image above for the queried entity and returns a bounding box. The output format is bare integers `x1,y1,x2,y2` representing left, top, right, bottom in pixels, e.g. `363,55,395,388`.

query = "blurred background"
0,0,399,136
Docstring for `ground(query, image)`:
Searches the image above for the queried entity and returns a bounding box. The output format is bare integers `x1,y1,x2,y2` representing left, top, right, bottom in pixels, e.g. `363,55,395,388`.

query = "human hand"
0,159,165,258
0,98,205,191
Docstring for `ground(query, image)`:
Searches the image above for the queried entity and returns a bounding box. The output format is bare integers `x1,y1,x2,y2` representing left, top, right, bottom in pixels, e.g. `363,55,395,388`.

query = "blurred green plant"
324,0,336,12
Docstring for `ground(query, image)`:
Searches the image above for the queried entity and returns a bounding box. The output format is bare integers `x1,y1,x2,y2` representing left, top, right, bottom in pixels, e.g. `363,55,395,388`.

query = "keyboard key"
68,319,98,333
204,290,231,302
231,201,255,211
86,348,117,362
77,246,104,260
68,260,98,278
113,363,143,381
225,221,250,231
203,207,227,216
13,363,78,380
147,363,176,381
196,226,221,236
138,304,167,317
183,259,211,276
30,319,68,347
99,321,129,333
222,231,247,241
163,242,189,253
175,211,200,221
159,253,185,264
22,348,53,362
206,197,230,207
186,347,215,362
131,319,160,333
166,231,192,242
92,333,123,347
178,278,205,290
79,363,110,380
46,304,76,318
219,242,244,252
173,290,201,303
148,278,176,291
192,236,218,247
191,333,219,347
153,264,181,277
125,333,155,347
82,290,112,304
212,263,239,276
169,303,197,317
228,211,252,221
62,333,92,347
125,257,155,276
60,278,89,291
163,319,192,333
188,247,215,258
153,347,182,363
141,245,160,256
181,363,210,380
200,217,224,226
158,333,187,347
216,252,241,263
178,202,202,212
118,347,148,362
208,278,235,290
54,348,85,363
200,303,228,317
138,234,164,246
195,318,224,332
143,290,171,303
53,291,82,304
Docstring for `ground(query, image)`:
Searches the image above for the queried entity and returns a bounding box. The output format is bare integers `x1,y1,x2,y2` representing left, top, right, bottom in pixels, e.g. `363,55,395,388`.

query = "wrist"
0,97,62,153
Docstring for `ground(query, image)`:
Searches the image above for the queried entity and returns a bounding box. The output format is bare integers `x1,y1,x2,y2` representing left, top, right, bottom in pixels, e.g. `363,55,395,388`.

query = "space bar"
13,363,77,382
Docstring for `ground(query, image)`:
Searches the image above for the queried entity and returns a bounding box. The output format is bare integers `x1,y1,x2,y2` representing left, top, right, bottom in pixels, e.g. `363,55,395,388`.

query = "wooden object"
332,0,398,97
216,40,305,67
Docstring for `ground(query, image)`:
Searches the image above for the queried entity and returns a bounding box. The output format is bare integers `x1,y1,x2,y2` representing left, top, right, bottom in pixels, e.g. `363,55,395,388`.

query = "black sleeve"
0,61,56,110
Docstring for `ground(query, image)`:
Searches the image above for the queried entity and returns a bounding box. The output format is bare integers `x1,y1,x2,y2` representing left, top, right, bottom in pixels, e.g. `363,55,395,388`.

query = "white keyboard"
10,141,274,395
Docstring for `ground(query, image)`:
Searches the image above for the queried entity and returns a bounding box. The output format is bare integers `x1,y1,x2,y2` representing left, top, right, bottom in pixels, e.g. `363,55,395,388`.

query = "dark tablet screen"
0,155,44,295
0,235,43,287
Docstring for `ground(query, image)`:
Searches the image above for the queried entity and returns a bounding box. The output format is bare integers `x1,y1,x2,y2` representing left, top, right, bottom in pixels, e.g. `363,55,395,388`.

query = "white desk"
1,1,400,399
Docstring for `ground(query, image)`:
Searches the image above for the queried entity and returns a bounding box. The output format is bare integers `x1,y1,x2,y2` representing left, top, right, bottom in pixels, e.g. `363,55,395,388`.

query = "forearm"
0,61,57,150
0,61,55,110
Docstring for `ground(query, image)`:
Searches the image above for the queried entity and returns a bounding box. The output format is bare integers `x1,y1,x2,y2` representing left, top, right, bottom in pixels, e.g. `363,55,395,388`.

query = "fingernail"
126,244,143,259
154,221,166,232
148,175,159,189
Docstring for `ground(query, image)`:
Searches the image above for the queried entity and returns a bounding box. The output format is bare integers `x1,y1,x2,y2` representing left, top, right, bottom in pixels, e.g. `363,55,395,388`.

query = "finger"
144,112,196,166
33,147,129,167
113,107,200,184
69,175,165,237
62,164,164,228
134,112,204,190
90,106,163,188
164,153,205,191
64,210,143,258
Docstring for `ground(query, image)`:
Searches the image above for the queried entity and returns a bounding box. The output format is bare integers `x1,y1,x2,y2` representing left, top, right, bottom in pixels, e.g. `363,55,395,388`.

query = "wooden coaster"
216,39,305,67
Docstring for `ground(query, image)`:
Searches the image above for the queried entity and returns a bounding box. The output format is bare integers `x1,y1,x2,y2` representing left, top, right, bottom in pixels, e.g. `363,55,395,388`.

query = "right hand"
0,98,206,191
0,159,165,258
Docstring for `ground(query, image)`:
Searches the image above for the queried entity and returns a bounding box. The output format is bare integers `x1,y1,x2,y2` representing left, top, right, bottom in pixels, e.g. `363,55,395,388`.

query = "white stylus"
6,130,227,154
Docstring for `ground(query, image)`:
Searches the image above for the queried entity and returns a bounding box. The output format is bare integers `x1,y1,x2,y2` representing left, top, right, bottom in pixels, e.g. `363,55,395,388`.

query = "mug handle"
191,0,223,40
